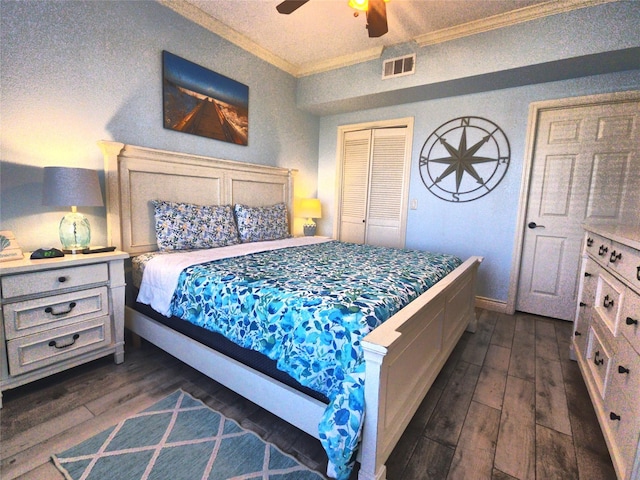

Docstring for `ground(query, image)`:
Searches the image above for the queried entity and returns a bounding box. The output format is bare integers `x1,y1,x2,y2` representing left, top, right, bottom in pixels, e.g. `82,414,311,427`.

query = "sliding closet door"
338,126,410,248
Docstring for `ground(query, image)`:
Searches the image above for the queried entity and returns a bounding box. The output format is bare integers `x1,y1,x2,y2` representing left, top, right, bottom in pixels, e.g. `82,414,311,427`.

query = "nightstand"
0,250,128,407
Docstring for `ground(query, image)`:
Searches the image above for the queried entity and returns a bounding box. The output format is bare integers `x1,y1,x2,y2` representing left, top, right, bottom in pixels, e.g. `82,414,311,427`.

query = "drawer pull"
609,251,622,263
587,237,594,247
44,302,77,316
618,365,630,374
627,317,639,326
48,333,80,349
57,276,68,283
599,245,608,256
637,266,640,281
593,351,604,366
609,412,621,421
603,295,614,308
584,272,592,277
579,302,587,307
574,331,582,336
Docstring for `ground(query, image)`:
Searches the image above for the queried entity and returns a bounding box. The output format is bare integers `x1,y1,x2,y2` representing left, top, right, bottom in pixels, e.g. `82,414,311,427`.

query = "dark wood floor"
1,309,616,480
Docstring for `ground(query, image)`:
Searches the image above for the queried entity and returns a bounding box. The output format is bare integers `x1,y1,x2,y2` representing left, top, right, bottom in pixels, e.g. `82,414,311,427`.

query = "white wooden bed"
100,140,482,480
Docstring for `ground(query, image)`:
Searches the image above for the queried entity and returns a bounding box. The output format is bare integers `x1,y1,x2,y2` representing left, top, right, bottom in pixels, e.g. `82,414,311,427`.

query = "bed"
100,140,483,480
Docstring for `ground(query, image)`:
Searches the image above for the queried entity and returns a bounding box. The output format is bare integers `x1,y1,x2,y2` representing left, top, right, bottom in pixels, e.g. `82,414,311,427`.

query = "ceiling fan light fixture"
348,0,368,12
348,0,388,12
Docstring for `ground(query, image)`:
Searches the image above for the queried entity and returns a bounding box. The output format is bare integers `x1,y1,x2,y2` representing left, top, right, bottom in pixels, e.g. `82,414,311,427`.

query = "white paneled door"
516,97,640,320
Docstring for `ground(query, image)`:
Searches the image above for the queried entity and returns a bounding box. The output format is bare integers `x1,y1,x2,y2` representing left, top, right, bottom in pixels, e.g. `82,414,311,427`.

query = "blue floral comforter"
168,241,461,479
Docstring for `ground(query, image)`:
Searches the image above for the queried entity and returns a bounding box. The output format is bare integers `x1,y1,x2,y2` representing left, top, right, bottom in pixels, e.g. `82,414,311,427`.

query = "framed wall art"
162,51,249,146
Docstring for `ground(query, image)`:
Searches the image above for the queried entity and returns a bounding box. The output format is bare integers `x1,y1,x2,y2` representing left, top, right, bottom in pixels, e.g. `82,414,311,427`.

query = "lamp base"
303,219,317,236
59,211,91,253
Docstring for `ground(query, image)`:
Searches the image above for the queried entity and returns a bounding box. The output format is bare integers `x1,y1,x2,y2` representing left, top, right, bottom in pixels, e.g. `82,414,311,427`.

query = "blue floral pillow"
153,200,239,251
234,203,290,243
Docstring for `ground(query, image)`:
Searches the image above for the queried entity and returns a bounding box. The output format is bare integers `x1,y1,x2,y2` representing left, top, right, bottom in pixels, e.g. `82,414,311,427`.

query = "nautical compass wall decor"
419,116,510,202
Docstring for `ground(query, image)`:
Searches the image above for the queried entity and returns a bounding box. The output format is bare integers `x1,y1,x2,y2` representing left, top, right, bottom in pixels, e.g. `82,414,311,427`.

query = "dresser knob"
584,272,592,277
609,251,622,263
57,276,68,283
586,237,594,247
599,245,608,256
610,412,621,421
618,365,630,374
627,317,639,326
579,302,587,307
574,331,582,336
603,295,614,308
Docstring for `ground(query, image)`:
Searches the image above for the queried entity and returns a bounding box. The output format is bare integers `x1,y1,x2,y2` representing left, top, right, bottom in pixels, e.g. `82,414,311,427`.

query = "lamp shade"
296,198,322,219
42,167,104,207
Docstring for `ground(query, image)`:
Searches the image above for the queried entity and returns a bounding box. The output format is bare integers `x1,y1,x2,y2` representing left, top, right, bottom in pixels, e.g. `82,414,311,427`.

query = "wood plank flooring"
1,309,616,479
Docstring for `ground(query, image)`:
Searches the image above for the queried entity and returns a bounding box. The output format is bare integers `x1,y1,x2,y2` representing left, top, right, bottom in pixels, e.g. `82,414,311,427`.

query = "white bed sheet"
137,236,332,316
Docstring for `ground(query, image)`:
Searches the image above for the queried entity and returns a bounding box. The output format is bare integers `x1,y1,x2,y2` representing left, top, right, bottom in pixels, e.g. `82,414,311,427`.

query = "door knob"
528,222,545,229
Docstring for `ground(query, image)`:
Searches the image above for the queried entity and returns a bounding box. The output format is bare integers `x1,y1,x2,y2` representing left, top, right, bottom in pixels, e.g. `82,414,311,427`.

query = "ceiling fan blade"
276,0,310,14
366,0,388,37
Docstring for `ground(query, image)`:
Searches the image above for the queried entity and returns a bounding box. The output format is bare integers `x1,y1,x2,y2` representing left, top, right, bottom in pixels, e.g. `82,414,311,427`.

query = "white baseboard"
475,296,508,314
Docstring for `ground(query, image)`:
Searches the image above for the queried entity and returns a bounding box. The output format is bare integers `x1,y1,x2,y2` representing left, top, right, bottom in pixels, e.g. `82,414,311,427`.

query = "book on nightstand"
0,231,24,262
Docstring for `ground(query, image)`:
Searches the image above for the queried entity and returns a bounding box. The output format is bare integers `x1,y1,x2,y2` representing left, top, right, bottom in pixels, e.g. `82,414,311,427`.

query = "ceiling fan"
276,0,389,38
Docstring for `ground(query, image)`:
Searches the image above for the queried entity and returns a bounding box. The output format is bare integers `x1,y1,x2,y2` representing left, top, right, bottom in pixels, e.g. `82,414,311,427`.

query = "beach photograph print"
163,51,249,145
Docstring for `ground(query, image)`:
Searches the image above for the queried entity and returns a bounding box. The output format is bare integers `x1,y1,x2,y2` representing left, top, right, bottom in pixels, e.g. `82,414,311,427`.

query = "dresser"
0,251,128,407
572,225,640,480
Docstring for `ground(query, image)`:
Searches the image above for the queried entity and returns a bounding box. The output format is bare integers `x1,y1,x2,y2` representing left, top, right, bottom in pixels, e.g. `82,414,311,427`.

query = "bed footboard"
358,256,482,480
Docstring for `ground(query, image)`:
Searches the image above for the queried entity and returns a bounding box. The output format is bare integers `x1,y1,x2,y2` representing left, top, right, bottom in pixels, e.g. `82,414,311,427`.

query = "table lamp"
296,198,322,236
42,166,104,253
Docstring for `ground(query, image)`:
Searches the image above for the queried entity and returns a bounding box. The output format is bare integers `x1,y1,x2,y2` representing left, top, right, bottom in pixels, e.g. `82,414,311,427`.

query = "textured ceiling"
162,0,615,76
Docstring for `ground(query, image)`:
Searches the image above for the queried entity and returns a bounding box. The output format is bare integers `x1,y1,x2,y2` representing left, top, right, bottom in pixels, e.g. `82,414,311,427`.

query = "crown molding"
160,0,618,78
415,0,617,46
296,47,384,77
158,0,299,76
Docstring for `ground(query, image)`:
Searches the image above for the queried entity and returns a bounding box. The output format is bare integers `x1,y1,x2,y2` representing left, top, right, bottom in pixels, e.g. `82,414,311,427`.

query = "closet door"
339,130,371,244
366,127,409,248
338,127,410,248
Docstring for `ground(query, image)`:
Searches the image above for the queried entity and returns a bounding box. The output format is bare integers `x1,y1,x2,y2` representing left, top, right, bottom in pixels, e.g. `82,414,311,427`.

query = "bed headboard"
99,141,296,255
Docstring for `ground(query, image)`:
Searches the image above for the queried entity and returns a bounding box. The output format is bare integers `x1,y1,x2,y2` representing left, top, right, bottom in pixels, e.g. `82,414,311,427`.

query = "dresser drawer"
1,263,109,299
595,272,626,335
6,316,112,375
587,325,614,399
585,232,612,268
607,335,640,398
580,257,599,305
604,386,640,480
620,289,640,354
608,240,640,292
3,286,109,340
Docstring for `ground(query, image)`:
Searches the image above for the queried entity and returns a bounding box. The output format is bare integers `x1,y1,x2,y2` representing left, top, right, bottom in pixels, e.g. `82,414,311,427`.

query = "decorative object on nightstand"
0,231,23,262
0,250,128,408
296,198,322,236
42,166,104,254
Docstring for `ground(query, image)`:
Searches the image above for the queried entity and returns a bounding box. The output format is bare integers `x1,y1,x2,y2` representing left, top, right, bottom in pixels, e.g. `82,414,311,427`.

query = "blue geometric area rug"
52,390,325,480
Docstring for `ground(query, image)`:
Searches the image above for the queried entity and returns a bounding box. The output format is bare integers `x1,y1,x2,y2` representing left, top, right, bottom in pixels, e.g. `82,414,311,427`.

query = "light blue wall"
315,72,640,304
0,0,319,251
297,1,640,115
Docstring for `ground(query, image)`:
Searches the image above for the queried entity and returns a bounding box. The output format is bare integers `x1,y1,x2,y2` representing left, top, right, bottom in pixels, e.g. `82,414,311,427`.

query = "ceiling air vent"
382,54,416,80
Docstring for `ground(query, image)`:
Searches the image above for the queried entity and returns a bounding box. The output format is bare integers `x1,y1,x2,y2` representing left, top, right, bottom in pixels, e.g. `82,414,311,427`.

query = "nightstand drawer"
6,316,112,375
3,286,109,340
1,263,108,299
